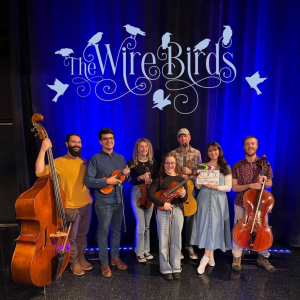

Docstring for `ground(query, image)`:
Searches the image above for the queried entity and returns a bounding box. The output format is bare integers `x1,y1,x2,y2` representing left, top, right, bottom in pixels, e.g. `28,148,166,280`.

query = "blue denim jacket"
84,150,127,204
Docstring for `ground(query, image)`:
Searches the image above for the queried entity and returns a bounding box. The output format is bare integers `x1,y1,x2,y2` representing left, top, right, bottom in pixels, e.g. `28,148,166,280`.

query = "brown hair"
205,142,231,175
132,138,154,164
158,152,182,180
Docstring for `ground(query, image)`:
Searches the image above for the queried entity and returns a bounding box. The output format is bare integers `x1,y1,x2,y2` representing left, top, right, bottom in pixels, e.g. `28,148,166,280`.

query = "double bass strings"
47,148,67,229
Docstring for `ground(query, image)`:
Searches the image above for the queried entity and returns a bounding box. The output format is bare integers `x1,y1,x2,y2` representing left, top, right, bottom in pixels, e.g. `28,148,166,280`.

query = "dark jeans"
65,203,92,264
95,201,123,265
184,214,195,249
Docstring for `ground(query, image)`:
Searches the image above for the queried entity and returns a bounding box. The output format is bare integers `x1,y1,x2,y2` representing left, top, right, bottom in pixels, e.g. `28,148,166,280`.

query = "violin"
232,155,274,252
155,172,199,211
100,162,137,194
11,114,70,287
138,167,152,209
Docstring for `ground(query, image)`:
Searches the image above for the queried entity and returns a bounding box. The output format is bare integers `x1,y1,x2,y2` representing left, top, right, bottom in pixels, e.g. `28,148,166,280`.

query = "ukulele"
100,162,137,194
182,145,197,216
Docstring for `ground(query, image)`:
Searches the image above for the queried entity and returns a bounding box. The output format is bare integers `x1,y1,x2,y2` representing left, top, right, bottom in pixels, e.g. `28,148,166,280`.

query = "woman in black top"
128,139,157,263
147,153,187,280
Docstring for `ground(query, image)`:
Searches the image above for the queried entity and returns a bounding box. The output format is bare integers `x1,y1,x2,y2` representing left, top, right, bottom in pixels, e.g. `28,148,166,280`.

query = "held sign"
196,170,219,185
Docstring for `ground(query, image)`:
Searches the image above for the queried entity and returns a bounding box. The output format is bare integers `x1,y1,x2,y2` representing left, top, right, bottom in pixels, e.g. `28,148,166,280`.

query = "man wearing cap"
170,128,202,260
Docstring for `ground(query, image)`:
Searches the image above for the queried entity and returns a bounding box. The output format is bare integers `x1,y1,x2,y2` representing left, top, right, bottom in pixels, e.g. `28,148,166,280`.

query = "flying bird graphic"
245,71,267,95
124,25,145,39
87,32,103,47
193,38,211,55
55,48,74,57
47,78,69,102
161,32,172,49
222,25,232,46
152,89,171,110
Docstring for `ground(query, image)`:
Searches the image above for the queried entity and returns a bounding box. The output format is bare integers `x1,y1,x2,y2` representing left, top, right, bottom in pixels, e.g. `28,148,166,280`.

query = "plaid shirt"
170,145,202,170
232,156,273,206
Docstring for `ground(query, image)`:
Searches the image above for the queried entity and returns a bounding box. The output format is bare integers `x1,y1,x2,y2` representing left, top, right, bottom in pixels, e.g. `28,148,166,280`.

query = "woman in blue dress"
190,142,232,274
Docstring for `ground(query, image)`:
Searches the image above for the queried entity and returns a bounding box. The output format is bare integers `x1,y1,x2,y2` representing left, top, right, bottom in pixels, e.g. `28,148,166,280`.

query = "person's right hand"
41,138,52,153
106,176,122,185
249,183,262,190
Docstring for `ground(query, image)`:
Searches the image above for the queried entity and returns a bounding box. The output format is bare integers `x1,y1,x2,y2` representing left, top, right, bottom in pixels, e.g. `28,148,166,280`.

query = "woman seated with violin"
127,139,157,263
147,153,187,281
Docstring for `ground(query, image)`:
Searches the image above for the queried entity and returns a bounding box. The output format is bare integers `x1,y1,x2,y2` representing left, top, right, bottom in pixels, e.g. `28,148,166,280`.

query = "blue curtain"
21,0,300,246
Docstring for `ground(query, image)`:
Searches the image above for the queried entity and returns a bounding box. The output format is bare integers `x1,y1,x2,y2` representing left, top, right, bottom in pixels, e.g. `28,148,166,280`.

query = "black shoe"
173,272,181,279
162,273,173,281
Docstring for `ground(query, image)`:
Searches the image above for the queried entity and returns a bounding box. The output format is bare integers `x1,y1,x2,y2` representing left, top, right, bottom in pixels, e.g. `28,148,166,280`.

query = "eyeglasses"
101,137,114,142
164,162,176,166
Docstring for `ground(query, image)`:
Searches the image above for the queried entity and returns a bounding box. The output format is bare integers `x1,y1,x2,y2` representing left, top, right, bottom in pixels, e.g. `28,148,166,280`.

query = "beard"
245,148,256,157
68,145,82,157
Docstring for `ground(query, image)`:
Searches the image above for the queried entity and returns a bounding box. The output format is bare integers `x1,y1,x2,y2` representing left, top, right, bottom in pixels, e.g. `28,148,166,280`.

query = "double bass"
232,155,274,252
11,114,71,287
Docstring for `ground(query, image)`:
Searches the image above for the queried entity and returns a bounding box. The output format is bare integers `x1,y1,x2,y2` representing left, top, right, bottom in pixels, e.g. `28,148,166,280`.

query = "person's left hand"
123,166,130,176
179,187,186,198
204,184,218,190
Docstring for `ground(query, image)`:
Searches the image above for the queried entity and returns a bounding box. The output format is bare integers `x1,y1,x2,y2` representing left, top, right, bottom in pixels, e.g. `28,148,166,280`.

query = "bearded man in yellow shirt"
35,133,93,276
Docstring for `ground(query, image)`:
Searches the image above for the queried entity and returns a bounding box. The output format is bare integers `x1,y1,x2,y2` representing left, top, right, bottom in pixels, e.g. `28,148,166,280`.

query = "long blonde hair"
132,138,154,164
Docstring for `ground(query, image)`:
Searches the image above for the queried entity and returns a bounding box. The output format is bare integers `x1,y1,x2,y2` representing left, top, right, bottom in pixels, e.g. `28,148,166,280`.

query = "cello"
232,155,274,252
137,167,152,209
11,113,71,287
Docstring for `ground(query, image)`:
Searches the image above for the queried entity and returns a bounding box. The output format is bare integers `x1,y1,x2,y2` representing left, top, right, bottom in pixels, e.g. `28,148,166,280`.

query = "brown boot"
79,259,93,271
111,257,128,270
232,256,241,271
101,264,112,278
256,254,276,273
70,263,85,276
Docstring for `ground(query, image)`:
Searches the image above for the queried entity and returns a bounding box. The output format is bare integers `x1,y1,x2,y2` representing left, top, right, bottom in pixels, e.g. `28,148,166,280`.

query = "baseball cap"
177,128,190,137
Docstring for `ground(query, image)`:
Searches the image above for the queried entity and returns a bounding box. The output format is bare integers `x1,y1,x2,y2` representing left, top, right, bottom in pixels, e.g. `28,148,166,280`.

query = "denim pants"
156,206,184,274
65,203,92,264
232,205,270,258
95,201,123,265
131,185,154,256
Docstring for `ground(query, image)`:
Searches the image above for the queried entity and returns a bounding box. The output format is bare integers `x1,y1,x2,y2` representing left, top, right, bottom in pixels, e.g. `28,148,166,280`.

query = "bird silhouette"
47,79,69,102
124,25,145,39
152,89,171,110
87,32,103,47
245,71,267,95
222,26,232,46
193,38,211,55
161,32,172,49
55,48,74,57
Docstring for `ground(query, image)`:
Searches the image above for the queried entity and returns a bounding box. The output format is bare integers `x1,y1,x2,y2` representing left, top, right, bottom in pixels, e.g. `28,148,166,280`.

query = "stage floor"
1,227,299,300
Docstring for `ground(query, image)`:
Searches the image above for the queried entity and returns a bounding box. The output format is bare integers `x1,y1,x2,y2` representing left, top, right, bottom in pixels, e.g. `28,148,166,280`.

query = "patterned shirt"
170,145,202,171
232,156,273,206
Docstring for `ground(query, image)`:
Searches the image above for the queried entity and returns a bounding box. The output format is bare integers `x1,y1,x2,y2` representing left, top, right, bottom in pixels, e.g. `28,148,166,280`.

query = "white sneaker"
197,255,210,275
137,254,146,263
144,252,154,260
208,251,215,266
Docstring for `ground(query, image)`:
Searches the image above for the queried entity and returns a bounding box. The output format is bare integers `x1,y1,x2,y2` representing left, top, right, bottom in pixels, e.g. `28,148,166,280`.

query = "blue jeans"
156,206,184,274
95,201,123,265
131,185,154,256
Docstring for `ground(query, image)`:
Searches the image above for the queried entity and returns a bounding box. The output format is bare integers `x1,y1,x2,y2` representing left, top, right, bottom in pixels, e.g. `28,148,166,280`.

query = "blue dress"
190,170,231,252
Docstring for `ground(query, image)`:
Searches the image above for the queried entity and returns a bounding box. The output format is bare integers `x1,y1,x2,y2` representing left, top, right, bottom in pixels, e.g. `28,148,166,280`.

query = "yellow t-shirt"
36,155,91,209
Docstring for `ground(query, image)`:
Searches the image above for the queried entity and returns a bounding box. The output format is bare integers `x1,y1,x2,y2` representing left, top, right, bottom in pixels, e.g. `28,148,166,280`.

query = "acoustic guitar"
182,147,197,216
